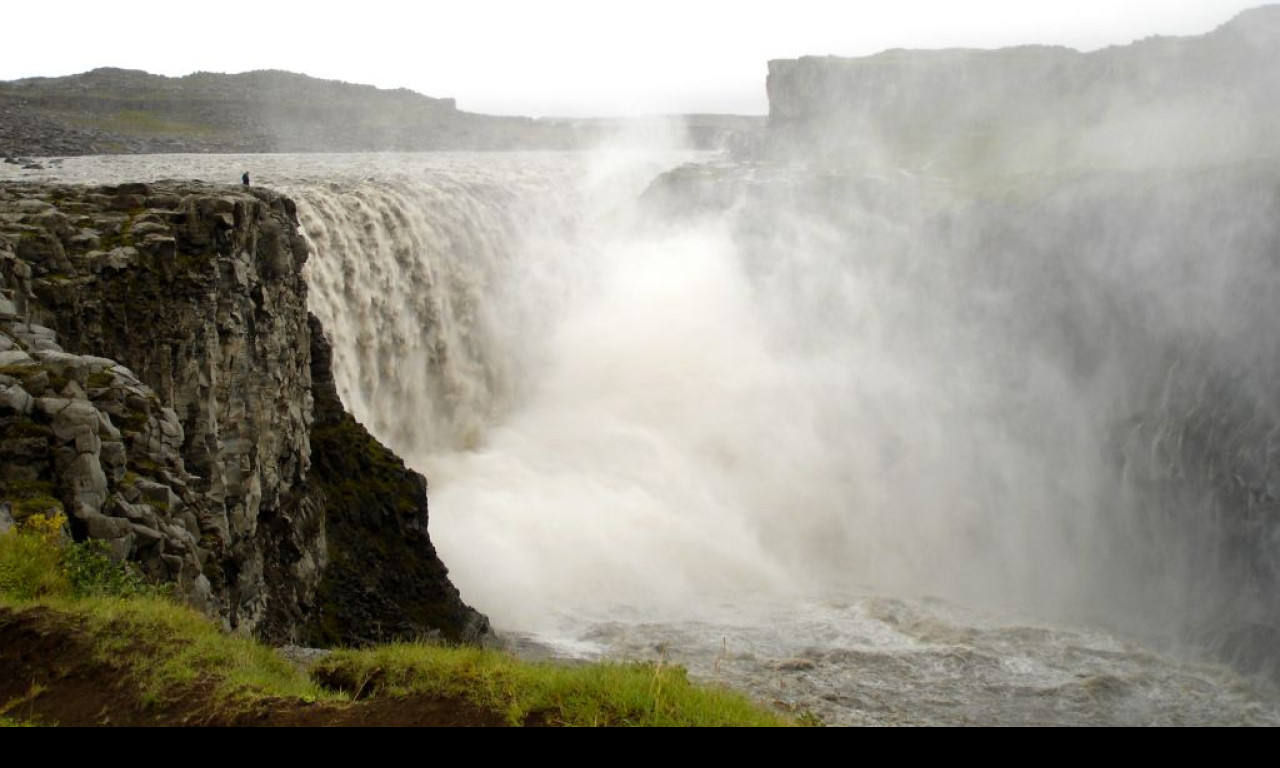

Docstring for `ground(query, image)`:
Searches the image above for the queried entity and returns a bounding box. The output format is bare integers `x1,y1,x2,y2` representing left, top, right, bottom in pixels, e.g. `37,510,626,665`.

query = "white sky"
1,1,1264,116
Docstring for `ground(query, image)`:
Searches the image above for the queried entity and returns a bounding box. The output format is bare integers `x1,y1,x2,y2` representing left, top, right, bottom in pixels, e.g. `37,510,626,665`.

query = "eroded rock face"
0,322,218,610
304,316,489,645
0,181,486,644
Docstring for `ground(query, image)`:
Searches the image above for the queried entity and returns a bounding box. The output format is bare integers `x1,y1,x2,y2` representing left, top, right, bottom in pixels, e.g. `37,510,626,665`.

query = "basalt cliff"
0,180,488,645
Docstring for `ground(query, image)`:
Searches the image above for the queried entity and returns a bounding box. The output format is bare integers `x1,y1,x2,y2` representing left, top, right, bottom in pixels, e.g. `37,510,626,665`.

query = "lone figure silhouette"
242,172,251,187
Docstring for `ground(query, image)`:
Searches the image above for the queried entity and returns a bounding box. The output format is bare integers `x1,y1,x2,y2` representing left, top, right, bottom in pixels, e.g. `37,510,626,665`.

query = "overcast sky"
1,1,1265,116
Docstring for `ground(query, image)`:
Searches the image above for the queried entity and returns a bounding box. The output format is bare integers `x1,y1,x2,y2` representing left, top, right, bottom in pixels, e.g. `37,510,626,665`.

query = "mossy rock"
116,410,150,433
10,496,64,523
86,369,116,390
0,364,39,379
3,420,51,440
1,479,65,523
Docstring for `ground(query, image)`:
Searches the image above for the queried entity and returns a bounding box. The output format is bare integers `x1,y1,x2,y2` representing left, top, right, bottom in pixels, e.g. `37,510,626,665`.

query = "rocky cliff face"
766,6,1280,172
0,181,487,644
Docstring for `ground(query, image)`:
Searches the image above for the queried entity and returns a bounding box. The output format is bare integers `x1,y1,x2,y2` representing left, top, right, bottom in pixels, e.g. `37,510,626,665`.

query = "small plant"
796,710,826,727
0,512,154,601
0,515,69,600
62,539,155,599
22,511,68,545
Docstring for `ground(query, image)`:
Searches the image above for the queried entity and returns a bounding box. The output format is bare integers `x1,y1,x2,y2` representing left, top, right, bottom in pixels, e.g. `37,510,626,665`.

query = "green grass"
316,643,785,727
53,595,333,708
0,682,47,726
0,522,330,709
0,524,791,726
0,530,68,600
59,109,222,140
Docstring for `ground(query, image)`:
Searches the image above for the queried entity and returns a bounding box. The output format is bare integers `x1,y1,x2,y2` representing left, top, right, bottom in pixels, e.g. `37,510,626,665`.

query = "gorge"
2,5,1280,726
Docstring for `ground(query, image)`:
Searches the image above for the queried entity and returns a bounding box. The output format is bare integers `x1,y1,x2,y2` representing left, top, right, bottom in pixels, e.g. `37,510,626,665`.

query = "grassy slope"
57,109,225,140
0,527,791,727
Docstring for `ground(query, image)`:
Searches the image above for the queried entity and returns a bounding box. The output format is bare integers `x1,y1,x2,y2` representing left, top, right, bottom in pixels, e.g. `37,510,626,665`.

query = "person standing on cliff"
242,172,250,187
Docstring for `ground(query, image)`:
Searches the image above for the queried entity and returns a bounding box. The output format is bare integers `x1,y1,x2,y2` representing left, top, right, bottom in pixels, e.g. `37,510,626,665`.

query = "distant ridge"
0,68,763,157
0,67,577,155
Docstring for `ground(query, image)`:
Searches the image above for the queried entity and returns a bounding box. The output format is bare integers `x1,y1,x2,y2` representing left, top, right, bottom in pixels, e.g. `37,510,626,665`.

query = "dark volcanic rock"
303,316,489,645
0,180,487,644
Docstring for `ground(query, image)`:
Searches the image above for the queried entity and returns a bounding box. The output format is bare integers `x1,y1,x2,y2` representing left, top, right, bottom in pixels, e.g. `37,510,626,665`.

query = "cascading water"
8,151,1279,725
292,164,583,455
293,153,814,622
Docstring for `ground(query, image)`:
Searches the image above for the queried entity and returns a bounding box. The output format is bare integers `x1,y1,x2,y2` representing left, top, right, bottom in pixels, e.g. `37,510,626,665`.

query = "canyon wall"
0,181,487,644
766,6,1280,173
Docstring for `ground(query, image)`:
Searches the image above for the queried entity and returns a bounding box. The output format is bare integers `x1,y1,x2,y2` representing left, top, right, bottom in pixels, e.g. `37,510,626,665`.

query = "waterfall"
292,164,577,456
11,151,1278,721
292,153,809,627
291,154,1280,673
